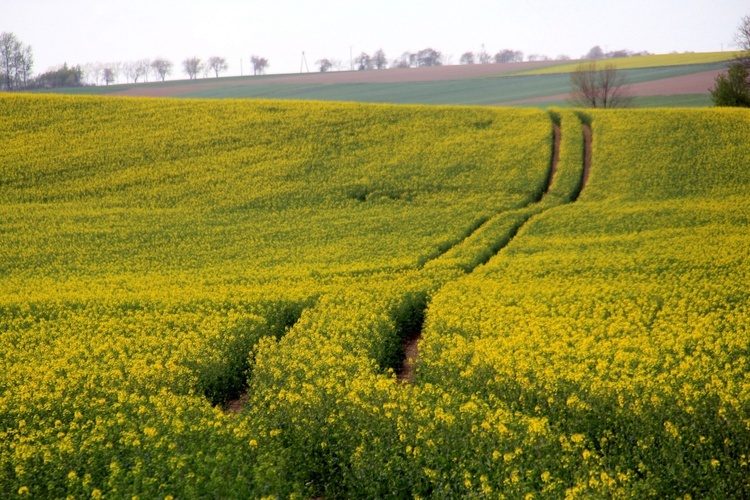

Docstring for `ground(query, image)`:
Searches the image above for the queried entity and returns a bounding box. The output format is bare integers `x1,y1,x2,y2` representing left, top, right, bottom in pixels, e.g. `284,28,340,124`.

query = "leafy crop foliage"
422,108,750,497
1,95,749,497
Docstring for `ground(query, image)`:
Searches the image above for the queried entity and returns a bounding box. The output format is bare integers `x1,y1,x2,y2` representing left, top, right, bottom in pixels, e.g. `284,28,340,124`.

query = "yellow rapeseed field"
1,94,748,497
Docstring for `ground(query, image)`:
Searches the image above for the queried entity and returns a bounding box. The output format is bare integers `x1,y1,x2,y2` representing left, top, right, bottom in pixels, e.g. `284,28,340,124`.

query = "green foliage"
710,63,750,107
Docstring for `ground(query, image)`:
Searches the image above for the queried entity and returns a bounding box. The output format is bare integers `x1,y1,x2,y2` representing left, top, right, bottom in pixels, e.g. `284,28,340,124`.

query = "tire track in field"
398,117,593,383
417,120,561,270
580,124,592,194
398,118,569,383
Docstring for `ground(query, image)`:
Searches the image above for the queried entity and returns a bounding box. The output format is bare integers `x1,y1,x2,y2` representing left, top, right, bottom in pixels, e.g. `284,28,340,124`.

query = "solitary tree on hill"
569,61,633,108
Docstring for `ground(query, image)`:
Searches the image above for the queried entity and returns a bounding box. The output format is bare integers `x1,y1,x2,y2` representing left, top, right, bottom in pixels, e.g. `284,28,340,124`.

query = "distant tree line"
2,28,661,89
582,46,652,60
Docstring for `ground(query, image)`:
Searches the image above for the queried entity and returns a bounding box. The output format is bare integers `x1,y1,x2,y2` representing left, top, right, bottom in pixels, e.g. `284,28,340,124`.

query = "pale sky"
3,0,748,80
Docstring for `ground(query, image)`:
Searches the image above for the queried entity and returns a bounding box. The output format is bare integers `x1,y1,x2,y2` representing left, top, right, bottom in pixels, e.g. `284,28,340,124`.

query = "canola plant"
1,94,748,498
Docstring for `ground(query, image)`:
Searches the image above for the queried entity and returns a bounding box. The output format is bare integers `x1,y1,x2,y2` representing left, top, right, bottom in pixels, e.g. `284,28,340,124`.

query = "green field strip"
38,61,726,107
178,63,724,105
511,51,734,75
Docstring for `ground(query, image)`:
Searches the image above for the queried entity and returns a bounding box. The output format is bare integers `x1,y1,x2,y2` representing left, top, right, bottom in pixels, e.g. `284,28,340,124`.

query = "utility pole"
300,51,309,73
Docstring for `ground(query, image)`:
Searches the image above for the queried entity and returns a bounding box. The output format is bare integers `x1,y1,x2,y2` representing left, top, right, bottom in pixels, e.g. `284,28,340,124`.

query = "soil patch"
397,335,420,383
581,124,592,192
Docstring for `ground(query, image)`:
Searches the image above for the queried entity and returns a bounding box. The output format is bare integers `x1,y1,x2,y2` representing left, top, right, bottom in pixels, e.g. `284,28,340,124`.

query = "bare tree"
416,48,442,67
17,44,34,88
354,52,372,71
83,62,98,85
0,32,33,91
556,54,572,61
139,58,151,82
569,61,633,108
316,58,333,73
478,46,491,64
391,52,413,69
124,61,142,83
372,49,388,70
527,54,550,62
182,57,202,80
206,56,228,78
102,66,116,86
460,52,475,65
250,55,269,75
735,14,750,67
150,58,173,81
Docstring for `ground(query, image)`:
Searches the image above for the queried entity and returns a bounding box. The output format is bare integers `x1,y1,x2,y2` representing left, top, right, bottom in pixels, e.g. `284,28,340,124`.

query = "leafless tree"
124,61,144,83
206,56,228,78
150,58,173,81
0,32,33,91
569,61,633,108
102,66,116,85
182,57,202,80
527,54,550,62
416,48,441,67
250,55,269,75
735,14,750,67
82,62,98,85
113,61,123,83
316,58,333,73
17,44,34,88
556,54,572,61
354,52,372,71
460,52,475,65
139,58,151,82
477,47,491,64
391,52,413,69
372,49,387,70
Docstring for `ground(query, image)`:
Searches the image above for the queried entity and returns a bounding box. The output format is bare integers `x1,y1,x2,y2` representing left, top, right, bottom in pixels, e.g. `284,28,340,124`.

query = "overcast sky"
4,0,748,79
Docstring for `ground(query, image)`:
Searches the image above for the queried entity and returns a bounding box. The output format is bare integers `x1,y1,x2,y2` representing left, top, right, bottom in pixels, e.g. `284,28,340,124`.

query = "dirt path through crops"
581,124,592,192
547,123,561,193
396,119,563,384
225,393,249,414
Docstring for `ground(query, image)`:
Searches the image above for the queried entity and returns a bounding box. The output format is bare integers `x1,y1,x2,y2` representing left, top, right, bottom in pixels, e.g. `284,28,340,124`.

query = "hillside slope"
1,95,748,497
